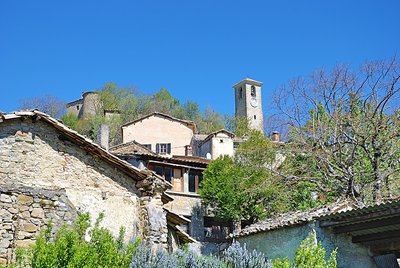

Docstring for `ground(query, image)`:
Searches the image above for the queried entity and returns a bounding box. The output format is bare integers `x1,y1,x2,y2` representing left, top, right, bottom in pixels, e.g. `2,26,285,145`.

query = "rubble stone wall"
0,118,169,259
0,183,77,266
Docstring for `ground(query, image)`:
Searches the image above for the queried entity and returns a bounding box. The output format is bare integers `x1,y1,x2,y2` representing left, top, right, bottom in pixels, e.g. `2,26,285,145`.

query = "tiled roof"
318,198,400,221
0,110,160,182
234,200,357,238
198,129,235,146
110,141,209,166
109,140,156,156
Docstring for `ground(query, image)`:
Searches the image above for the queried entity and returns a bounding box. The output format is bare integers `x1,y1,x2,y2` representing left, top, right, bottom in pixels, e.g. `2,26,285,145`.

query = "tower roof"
232,78,263,89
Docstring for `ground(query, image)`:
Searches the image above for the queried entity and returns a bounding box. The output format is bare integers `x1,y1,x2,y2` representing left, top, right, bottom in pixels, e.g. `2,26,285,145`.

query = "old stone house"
0,110,191,265
233,199,400,268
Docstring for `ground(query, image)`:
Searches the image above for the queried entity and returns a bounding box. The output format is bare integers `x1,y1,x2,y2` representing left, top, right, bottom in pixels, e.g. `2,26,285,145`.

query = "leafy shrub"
14,213,137,268
272,230,337,268
10,213,336,268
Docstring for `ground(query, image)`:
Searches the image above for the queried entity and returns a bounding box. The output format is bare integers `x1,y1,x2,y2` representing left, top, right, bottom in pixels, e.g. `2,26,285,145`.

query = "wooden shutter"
167,143,171,154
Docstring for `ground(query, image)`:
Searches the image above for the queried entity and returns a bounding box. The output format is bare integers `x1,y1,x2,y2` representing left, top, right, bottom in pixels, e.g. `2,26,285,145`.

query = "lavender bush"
130,241,270,268
223,241,271,268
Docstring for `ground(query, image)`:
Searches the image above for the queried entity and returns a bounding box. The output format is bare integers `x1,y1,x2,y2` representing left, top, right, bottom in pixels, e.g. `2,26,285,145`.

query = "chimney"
97,124,109,151
271,131,280,142
185,145,193,156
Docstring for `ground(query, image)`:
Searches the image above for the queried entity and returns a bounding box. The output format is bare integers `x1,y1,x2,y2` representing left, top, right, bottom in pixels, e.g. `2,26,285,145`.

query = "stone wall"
0,119,143,240
0,117,169,257
139,194,168,251
236,222,376,268
0,183,77,266
164,191,204,241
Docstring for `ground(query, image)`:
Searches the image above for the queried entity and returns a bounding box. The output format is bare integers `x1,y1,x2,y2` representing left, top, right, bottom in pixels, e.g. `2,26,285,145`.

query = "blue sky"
1,1,399,116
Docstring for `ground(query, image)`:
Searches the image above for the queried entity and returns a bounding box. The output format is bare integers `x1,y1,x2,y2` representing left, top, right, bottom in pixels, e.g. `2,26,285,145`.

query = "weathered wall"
79,92,101,119
66,99,83,117
198,138,212,159
211,133,234,159
0,119,169,246
139,194,168,250
163,191,204,241
236,222,376,268
0,183,77,266
122,116,194,156
234,82,264,133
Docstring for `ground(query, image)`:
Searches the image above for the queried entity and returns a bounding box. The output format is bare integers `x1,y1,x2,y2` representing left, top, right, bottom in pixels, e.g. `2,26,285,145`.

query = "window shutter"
156,143,160,153
167,143,171,154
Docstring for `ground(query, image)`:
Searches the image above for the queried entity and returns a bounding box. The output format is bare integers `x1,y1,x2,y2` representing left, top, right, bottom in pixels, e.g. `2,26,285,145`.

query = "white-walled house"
121,112,197,157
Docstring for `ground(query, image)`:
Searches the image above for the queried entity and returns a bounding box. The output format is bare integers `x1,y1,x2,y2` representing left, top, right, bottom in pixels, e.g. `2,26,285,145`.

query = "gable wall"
0,119,143,242
211,133,234,159
122,116,194,156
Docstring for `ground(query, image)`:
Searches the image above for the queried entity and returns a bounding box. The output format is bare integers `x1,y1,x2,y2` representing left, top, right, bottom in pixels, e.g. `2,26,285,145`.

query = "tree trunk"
373,175,382,203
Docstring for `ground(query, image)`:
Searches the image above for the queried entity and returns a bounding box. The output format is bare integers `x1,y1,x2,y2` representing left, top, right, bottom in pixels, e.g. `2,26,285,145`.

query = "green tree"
200,130,290,228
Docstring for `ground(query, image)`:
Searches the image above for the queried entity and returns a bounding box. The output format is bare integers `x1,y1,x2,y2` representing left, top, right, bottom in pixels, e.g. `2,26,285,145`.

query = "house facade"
0,111,188,265
109,141,223,243
121,112,197,157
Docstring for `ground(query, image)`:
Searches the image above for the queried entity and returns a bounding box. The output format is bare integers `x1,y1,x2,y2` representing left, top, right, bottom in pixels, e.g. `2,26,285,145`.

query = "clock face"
250,97,258,108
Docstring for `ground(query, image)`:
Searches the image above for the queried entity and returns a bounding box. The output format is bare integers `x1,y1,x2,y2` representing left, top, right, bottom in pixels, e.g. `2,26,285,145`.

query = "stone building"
233,200,400,268
0,110,189,265
232,78,264,133
66,91,101,119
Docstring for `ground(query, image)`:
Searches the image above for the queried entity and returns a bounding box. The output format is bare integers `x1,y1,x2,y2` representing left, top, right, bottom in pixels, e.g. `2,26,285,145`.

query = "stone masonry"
0,112,170,264
0,183,77,266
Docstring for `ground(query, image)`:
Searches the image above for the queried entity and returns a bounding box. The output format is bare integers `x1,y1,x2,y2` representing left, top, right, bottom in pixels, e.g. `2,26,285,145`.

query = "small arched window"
251,85,256,97
239,88,243,99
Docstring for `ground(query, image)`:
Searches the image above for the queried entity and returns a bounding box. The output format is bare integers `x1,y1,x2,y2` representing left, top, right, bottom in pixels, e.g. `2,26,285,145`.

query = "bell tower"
232,78,264,133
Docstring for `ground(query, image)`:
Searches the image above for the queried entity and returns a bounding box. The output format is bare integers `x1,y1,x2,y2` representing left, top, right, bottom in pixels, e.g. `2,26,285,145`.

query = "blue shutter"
156,143,160,153
167,143,171,154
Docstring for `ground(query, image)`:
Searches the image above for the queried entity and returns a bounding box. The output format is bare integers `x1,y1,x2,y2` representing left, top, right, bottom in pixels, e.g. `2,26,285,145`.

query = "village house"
61,78,269,253
109,140,232,247
0,110,194,266
121,112,197,157
233,199,400,268
66,77,266,161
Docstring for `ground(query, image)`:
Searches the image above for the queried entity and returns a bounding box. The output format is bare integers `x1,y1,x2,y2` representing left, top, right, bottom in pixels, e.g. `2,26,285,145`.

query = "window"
239,88,243,99
143,144,152,150
251,85,256,97
164,167,172,183
156,143,171,154
76,105,79,110
154,166,163,176
153,166,173,183
254,115,256,119
189,173,196,193
189,170,203,193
